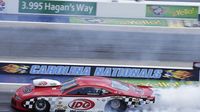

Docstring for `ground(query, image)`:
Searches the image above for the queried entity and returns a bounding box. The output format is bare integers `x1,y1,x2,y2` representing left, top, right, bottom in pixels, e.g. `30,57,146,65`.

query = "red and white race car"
11,76,155,112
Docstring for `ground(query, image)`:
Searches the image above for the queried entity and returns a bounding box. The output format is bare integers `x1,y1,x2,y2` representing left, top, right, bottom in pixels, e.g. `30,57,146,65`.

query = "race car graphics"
23,97,109,111
12,76,155,112
23,96,154,111
68,99,95,110
121,96,154,107
23,98,35,109
23,97,67,111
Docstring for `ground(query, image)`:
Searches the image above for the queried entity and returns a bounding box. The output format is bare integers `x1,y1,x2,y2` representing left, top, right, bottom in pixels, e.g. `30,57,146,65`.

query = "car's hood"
16,84,61,99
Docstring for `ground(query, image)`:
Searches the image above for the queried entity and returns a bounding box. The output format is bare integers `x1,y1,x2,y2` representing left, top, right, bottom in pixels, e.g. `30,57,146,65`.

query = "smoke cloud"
138,84,200,112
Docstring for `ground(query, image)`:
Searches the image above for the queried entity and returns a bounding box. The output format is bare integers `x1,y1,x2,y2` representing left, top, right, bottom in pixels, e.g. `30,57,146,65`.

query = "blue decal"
129,69,141,77
112,68,120,77
30,65,41,74
153,70,163,78
94,67,106,76
82,67,91,76
68,66,91,76
95,67,163,79
54,66,69,75
104,68,112,76
138,69,151,78
30,65,90,76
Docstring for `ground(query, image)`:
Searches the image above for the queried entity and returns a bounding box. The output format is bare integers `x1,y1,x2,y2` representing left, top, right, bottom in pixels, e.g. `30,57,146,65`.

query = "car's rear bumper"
148,96,155,103
138,97,155,105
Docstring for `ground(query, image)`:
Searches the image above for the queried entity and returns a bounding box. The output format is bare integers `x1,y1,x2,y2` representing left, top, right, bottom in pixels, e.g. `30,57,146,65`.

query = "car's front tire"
109,99,127,112
34,99,50,112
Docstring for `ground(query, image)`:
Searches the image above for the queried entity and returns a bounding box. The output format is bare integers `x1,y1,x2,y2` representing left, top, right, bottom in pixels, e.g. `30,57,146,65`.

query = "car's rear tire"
110,99,127,111
34,99,50,112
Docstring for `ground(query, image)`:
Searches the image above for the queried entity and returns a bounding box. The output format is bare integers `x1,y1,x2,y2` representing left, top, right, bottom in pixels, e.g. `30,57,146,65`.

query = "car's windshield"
61,79,77,92
111,80,129,91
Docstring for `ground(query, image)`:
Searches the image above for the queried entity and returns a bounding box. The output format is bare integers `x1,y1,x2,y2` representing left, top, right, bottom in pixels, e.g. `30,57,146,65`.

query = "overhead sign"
18,0,97,16
0,63,196,81
146,5,198,19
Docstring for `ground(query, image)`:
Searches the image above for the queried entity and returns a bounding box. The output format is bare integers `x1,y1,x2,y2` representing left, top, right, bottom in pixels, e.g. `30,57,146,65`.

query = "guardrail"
1,0,200,20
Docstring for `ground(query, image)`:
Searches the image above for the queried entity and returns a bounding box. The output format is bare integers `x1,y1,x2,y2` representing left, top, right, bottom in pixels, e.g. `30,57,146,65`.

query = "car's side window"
68,88,85,95
68,87,110,96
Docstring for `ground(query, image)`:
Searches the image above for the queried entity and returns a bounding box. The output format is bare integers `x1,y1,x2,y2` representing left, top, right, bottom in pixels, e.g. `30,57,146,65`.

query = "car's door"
61,86,113,112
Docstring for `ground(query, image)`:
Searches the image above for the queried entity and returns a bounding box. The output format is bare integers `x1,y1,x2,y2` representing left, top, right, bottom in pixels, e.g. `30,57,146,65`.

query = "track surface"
0,25,200,62
0,91,16,112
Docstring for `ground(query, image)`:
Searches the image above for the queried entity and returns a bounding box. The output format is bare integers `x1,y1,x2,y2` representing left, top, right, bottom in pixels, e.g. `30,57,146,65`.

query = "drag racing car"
11,76,155,112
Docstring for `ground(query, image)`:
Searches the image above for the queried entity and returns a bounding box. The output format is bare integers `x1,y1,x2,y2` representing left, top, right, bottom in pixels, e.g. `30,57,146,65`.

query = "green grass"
113,78,198,88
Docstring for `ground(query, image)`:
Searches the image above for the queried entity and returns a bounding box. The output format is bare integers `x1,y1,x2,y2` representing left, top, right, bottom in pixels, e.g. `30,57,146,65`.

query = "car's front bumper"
11,97,29,112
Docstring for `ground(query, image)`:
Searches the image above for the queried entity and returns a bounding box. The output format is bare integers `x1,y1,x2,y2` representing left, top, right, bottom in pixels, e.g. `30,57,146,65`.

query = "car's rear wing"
33,79,61,87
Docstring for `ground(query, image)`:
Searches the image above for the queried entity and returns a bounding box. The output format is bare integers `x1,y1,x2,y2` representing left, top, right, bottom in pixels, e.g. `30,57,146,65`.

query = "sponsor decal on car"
38,81,48,86
68,99,95,110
